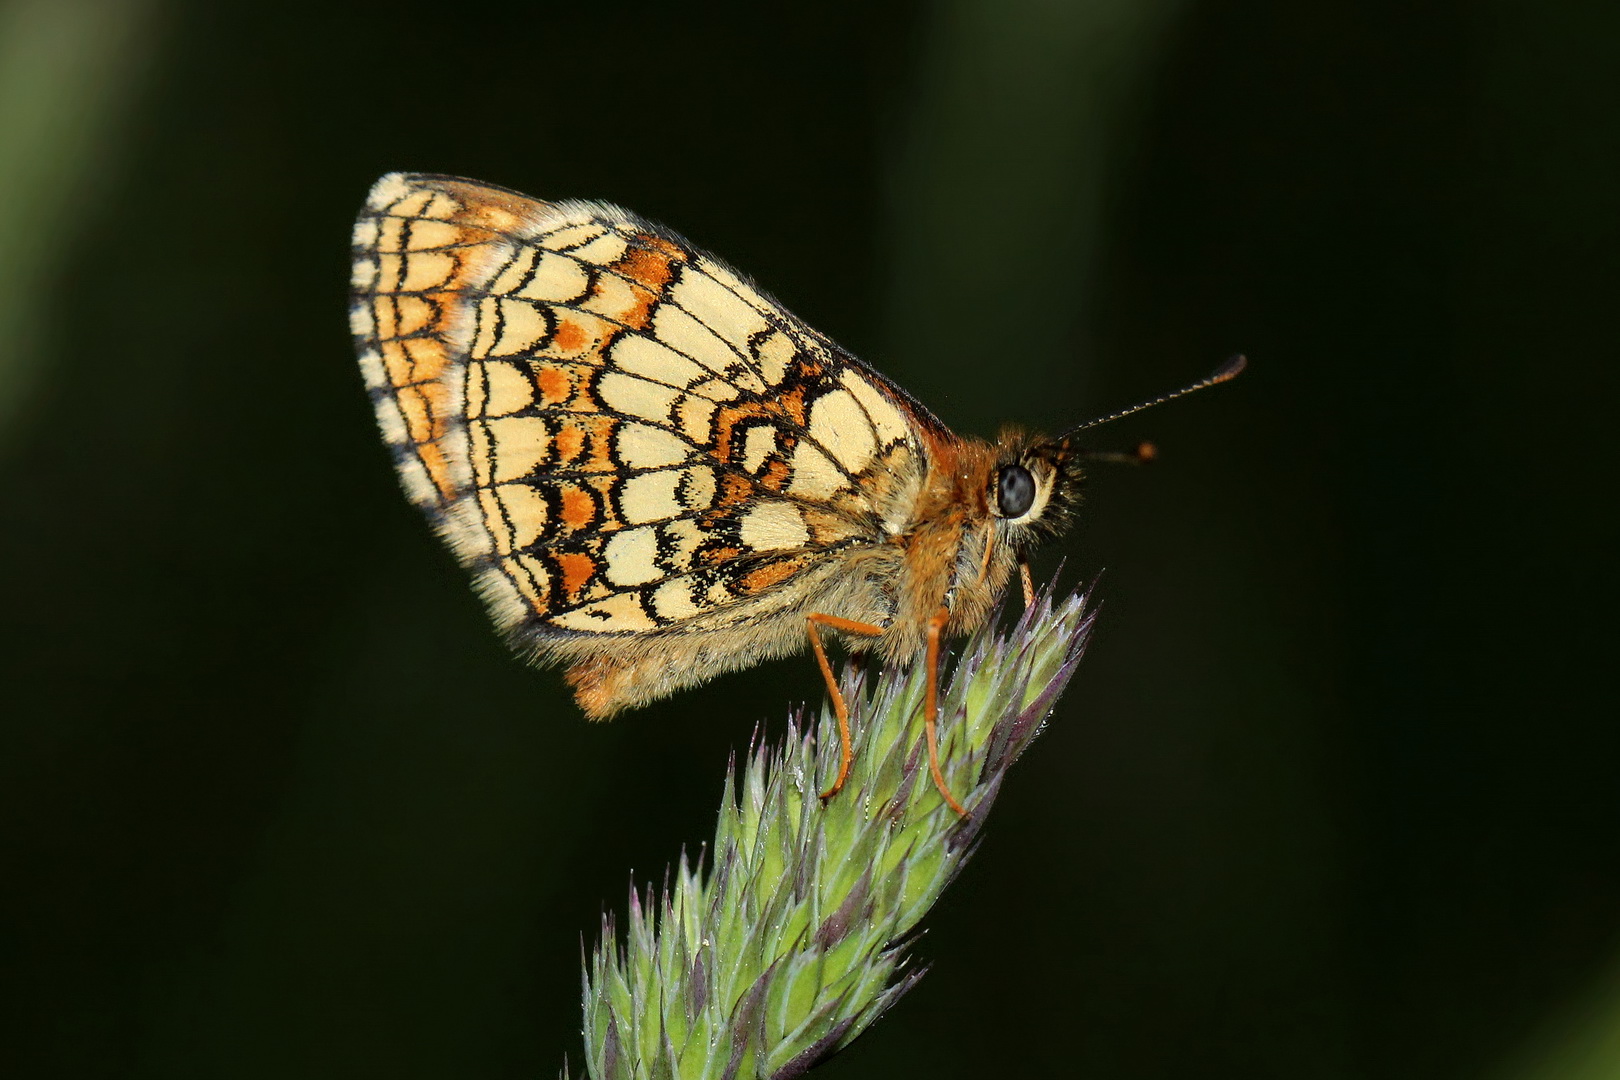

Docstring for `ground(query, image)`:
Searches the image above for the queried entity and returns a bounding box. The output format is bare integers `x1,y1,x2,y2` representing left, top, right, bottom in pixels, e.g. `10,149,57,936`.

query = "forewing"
349,173,938,645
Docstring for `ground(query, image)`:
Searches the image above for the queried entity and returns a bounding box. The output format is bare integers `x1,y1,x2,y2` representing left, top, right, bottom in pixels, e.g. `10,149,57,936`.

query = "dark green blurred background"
3,1,1617,1077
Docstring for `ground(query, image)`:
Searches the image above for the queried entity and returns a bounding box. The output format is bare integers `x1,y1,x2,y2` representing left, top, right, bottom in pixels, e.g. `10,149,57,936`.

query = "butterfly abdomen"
549,542,906,717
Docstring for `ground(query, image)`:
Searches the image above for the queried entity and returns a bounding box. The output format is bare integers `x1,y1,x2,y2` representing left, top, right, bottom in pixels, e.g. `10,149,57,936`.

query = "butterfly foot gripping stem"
923,607,969,817
807,612,886,801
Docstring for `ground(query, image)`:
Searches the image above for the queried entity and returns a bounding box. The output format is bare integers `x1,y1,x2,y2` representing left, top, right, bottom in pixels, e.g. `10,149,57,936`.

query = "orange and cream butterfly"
349,173,1242,814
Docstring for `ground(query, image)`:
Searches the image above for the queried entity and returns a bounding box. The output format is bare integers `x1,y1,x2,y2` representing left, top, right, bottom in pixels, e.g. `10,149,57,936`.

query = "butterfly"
349,173,1242,815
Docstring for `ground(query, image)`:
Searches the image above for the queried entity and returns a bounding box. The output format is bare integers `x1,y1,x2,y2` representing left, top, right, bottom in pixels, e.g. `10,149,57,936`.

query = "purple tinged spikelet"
572,581,1093,1079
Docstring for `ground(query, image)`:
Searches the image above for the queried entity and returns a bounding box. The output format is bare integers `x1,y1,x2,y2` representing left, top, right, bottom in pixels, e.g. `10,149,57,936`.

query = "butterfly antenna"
1076,441,1158,465
1058,354,1247,439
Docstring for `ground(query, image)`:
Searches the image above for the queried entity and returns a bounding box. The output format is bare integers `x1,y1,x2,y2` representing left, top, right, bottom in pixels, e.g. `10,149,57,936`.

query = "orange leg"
979,526,1035,611
924,606,968,817
975,522,996,588
806,612,887,800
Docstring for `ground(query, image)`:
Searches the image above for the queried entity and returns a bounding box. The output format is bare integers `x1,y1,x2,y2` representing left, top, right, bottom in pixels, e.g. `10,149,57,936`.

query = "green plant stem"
570,583,1094,1080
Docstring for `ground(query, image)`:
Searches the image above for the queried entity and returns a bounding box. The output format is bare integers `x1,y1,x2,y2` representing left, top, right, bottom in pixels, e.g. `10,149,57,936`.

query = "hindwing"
349,172,943,644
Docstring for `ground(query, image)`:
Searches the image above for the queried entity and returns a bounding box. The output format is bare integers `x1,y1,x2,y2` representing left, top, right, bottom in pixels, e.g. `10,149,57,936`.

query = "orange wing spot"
793,357,825,380
758,457,791,492
394,385,431,440
392,295,436,338
378,342,412,389
701,545,742,567
618,290,656,330
416,440,458,501
616,242,676,291
371,297,399,340
586,428,618,473
712,402,770,463
714,473,752,510
551,415,618,474
741,557,805,594
775,386,809,427
554,551,596,602
559,486,597,531
552,319,586,353
711,412,737,462
553,422,585,464
536,365,572,406
400,336,452,385
612,245,675,330
396,384,451,443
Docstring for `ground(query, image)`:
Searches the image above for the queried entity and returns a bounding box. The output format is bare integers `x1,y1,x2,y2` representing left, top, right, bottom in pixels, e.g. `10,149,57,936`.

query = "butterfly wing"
349,173,943,664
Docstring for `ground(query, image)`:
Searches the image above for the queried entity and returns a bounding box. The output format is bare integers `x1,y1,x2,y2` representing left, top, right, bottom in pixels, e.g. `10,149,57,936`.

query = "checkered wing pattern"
349,173,942,645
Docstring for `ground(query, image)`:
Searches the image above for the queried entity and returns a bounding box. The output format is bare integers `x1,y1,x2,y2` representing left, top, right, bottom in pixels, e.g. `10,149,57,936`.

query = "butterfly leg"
925,606,968,817
980,526,1035,610
806,612,887,800
975,522,996,588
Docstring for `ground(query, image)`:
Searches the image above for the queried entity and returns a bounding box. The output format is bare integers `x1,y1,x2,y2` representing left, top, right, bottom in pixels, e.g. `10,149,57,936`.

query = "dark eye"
997,464,1036,518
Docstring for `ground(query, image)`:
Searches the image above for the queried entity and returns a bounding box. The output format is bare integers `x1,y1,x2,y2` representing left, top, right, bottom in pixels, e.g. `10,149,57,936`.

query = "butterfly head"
985,428,1087,546
985,355,1249,549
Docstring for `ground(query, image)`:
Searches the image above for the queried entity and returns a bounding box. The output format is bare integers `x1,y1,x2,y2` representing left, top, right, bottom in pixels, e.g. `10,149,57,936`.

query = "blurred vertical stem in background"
883,0,1185,428
0,0,158,443
1492,955,1620,1080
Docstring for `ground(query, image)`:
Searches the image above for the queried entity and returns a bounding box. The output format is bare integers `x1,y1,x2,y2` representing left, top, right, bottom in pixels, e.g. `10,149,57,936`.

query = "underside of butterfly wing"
349,173,956,713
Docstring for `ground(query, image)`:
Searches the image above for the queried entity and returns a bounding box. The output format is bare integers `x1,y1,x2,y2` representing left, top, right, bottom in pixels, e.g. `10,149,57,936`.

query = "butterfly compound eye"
996,464,1036,519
